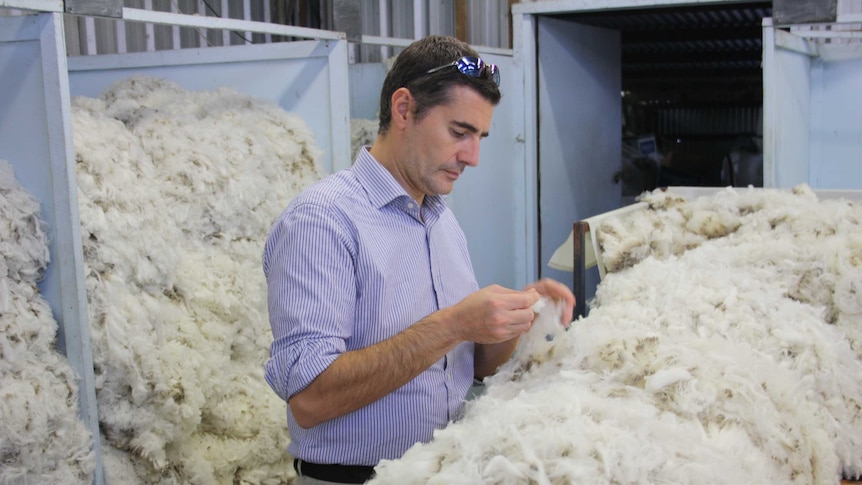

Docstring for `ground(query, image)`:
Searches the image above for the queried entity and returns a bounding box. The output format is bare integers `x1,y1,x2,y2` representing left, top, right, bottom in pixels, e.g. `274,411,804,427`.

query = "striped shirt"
262,147,479,466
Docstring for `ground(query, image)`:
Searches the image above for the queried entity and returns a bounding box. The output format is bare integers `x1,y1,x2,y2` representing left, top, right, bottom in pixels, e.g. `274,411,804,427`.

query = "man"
263,35,575,484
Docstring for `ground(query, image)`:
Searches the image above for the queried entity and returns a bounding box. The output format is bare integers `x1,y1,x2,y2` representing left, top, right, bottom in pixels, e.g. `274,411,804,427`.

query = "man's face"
397,85,495,203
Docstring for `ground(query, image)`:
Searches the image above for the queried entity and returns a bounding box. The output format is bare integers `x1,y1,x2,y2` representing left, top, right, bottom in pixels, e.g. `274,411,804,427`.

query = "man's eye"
452,130,465,138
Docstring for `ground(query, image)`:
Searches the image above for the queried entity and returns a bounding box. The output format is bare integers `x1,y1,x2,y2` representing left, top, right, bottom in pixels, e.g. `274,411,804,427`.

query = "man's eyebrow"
453,120,490,138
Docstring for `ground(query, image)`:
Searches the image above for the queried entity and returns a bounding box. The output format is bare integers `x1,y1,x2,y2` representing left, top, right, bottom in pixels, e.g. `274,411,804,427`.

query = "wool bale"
73,75,325,485
0,160,96,485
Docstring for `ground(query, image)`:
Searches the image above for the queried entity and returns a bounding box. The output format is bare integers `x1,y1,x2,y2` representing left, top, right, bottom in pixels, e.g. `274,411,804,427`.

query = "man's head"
377,35,502,136
370,36,502,204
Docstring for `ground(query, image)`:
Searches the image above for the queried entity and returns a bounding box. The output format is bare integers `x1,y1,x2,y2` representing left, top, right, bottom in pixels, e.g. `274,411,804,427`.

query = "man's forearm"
289,284,544,427
473,338,519,380
289,308,461,428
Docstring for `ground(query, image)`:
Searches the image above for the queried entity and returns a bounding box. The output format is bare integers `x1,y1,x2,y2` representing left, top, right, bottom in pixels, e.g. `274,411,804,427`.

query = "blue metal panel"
348,61,386,119
537,16,622,304
764,20,862,190
446,52,521,289
809,55,862,189
763,23,814,188
0,12,104,485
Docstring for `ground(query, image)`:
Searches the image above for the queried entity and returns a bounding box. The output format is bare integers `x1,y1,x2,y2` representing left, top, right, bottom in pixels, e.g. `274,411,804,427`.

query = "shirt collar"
352,147,447,214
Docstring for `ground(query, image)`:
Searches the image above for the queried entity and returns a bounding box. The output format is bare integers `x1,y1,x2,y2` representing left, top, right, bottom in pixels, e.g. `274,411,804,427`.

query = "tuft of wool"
371,186,862,485
0,160,96,485
73,75,326,484
351,118,378,160
496,297,568,382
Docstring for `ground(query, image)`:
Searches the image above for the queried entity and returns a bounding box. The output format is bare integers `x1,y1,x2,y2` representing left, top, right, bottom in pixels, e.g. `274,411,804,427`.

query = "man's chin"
435,184,455,196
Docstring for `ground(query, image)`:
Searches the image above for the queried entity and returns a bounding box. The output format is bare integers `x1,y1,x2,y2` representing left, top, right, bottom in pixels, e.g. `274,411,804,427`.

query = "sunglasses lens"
486,65,501,86
455,57,500,86
456,57,482,77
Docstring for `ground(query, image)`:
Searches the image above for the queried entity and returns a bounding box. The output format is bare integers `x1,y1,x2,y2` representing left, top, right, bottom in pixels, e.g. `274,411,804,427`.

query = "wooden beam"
507,0,517,48
454,0,467,42
573,222,588,319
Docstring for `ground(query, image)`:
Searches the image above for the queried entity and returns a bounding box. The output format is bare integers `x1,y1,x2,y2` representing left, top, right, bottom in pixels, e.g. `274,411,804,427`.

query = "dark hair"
377,35,502,135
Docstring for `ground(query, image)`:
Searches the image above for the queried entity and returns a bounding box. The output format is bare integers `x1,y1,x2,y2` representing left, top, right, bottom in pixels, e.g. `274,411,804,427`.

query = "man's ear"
390,87,412,130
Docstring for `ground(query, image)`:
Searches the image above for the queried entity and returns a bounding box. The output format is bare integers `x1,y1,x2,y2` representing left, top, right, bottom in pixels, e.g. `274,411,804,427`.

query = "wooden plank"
775,28,819,57
573,222,587,319
170,0,180,49
507,0,517,48
64,0,122,17
0,0,62,11
115,16,126,53
242,0,251,43
121,6,344,40
455,0,467,42
83,16,97,54
773,0,837,25
220,0,230,45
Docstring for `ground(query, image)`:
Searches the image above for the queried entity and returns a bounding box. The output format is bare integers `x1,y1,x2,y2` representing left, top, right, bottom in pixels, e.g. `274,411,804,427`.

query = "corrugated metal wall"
658,106,762,137
58,0,512,58
64,0,285,55
3,1,856,57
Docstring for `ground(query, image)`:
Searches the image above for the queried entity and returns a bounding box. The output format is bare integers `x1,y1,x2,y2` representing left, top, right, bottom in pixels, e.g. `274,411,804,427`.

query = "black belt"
294,458,376,484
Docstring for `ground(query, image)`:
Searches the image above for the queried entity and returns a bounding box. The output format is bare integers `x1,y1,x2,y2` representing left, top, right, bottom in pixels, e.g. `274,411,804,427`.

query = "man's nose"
459,139,481,167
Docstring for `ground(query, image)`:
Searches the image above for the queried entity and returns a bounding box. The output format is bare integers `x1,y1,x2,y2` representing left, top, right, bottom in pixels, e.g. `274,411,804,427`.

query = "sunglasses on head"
424,56,501,87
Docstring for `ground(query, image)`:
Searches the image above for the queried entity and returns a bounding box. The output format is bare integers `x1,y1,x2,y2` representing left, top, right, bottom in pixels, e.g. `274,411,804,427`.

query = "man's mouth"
443,169,461,179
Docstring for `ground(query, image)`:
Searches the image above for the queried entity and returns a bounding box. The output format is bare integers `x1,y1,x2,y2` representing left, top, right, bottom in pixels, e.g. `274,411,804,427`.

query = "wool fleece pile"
0,160,96,485
371,186,862,485
350,118,378,160
72,76,325,485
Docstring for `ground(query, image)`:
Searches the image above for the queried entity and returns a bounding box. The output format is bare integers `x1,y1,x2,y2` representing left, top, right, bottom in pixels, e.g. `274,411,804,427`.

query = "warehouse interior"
572,1,771,193
1,1,862,484
531,1,774,311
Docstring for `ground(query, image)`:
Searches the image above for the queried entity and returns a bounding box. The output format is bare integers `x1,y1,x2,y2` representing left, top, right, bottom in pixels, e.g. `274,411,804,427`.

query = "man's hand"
446,285,541,344
523,278,576,326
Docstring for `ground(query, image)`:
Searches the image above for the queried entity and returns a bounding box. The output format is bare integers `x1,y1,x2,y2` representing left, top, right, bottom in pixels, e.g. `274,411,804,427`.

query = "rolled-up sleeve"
263,201,356,402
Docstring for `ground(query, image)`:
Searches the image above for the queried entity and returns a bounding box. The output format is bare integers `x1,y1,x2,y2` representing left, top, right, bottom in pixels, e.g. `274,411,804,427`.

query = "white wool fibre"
73,75,325,485
351,118,378,160
0,160,96,485
371,186,862,485
504,297,567,372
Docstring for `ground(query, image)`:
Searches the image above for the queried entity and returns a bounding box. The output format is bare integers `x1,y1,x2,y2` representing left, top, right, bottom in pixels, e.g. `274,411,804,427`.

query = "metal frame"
511,11,538,288
0,12,104,485
763,15,862,189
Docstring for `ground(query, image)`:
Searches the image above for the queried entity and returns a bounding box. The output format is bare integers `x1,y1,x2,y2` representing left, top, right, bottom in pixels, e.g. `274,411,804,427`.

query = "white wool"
72,75,326,484
643,367,692,393
100,440,145,485
493,297,568,384
351,118,378,160
371,185,862,484
0,160,96,485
